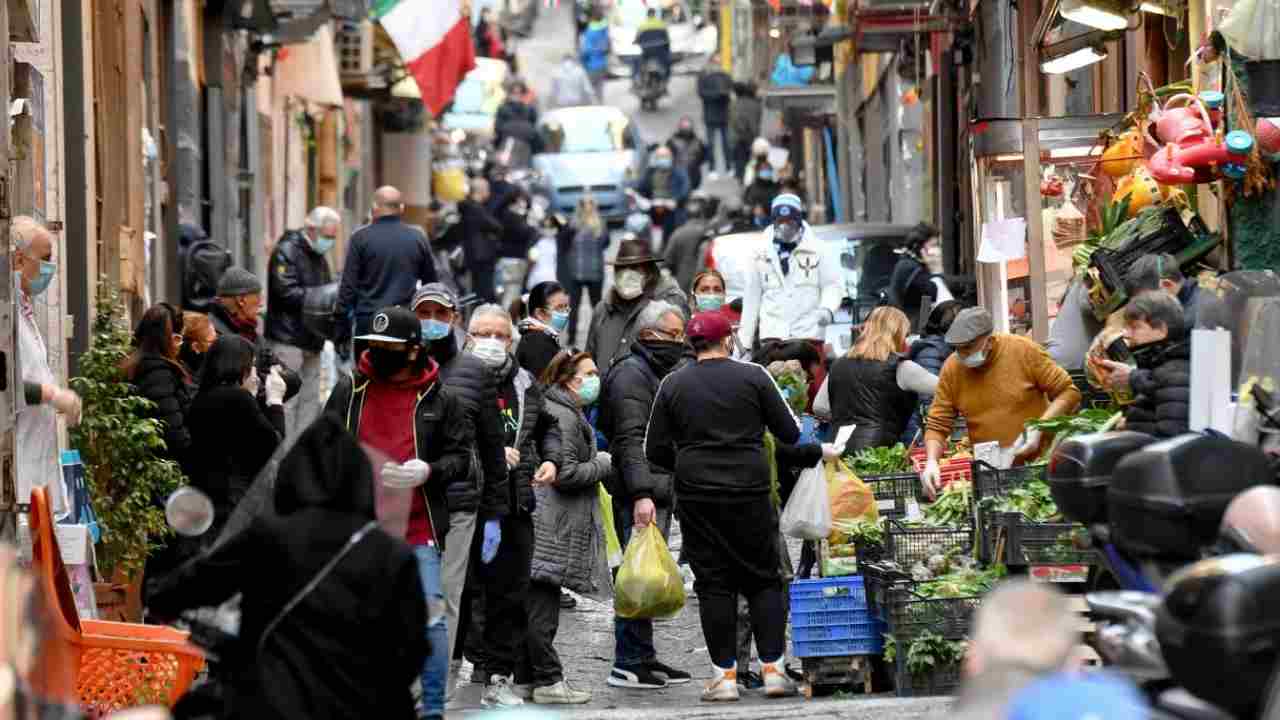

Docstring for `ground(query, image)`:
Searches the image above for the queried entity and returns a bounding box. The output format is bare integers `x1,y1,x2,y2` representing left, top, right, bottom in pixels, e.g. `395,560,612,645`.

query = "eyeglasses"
649,328,685,342
471,331,512,342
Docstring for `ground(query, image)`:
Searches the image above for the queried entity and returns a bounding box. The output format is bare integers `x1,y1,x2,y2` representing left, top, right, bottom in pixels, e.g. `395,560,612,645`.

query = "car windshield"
539,113,634,153
614,1,682,27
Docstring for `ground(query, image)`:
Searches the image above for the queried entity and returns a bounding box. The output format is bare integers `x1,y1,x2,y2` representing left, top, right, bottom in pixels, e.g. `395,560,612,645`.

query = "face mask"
694,293,725,312
28,259,55,296
615,270,646,300
775,222,801,245
758,169,774,181
421,319,452,341
242,372,260,396
549,310,571,332
471,337,509,367
312,235,336,254
369,347,412,378
652,158,673,170
960,344,989,369
754,215,769,228
511,203,528,216
576,374,601,405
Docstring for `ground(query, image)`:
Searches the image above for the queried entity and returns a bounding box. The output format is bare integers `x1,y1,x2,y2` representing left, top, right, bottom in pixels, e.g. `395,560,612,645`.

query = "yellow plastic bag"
598,484,623,569
614,524,686,619
825,458,880,545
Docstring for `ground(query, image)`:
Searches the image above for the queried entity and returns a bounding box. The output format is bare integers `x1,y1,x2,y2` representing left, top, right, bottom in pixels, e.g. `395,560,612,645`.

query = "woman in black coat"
186,335,287,525
123,303,194,467
514,281,571,380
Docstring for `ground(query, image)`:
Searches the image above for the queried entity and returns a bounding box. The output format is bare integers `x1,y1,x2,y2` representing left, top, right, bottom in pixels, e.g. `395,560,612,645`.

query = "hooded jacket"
585,274,688,374
579,20,611,74
147,416,428,720
324,359,471,551
1124,336,1191,438
598,340,687,506
737,222,844,348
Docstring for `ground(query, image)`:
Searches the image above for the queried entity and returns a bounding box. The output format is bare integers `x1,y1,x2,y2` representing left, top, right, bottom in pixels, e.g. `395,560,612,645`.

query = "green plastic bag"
598,484,623,569
614,524,686,619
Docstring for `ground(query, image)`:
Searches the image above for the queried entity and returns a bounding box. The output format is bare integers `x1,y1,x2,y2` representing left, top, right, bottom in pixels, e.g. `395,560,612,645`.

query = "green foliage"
922,481,972,526
832,518,884,548
69,282,185,576
883,634,896,664
981,481,1060,523
846,443,911,477
1026,408,1120,462
905,631,968,677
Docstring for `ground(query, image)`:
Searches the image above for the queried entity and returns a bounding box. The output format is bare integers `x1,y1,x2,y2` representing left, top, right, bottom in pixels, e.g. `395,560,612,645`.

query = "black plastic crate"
893,656,962,697
863,472,920,520
882,520,974,572
971,462,1050,564
986,512,1095,568
883,583,981,642
860,562,910,623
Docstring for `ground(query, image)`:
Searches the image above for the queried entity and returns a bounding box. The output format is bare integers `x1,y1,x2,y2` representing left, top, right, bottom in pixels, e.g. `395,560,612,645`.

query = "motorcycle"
632,57,668,112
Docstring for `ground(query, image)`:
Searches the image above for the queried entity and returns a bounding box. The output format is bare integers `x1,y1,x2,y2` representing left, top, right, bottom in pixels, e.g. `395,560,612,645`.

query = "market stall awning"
273,24,345,106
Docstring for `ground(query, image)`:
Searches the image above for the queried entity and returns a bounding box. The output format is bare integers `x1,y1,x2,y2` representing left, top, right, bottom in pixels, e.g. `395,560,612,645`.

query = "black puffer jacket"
496,362,563,514
266,230,334,352
130,353,193,465
828,354,917,454
909,335,952,377
424,331,510,519
599,340,687,506
1124,338,1191,438
187,384,285,521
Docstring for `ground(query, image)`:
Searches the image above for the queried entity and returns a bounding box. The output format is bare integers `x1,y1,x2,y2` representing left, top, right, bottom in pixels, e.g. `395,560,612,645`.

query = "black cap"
355,306,422,345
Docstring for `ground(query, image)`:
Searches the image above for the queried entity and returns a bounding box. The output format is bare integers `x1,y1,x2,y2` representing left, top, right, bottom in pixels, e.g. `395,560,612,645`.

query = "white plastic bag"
780,461,833,540
1220,0,1280,61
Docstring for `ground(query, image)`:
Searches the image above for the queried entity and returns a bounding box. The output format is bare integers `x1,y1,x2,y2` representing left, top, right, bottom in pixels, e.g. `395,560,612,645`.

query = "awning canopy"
273,24,344,106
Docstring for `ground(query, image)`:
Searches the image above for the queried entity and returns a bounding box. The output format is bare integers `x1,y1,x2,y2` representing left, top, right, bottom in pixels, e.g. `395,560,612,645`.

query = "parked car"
438,58,511,139
705,223,919,357
606,0,718,78
531,105,646,222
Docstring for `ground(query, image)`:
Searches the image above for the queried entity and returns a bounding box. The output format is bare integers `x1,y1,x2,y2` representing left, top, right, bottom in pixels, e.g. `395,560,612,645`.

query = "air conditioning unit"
335,19,374,76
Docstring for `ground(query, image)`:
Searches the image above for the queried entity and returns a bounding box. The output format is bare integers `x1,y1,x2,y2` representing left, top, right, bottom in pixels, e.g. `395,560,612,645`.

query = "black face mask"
369,347,412,378
639,338,687,372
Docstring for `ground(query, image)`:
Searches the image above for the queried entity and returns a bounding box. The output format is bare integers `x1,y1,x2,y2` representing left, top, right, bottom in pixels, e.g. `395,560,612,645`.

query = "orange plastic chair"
27,487,205,714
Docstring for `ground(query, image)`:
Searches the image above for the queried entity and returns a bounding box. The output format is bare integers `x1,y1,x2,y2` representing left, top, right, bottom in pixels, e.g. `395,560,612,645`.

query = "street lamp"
1039,28,1120,74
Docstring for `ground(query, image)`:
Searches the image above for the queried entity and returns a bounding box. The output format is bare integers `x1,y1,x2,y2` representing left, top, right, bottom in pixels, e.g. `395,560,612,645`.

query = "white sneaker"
701,667,740,702
512,682,533,700
762,661,796,698
532,680,592,704
482,674,525,708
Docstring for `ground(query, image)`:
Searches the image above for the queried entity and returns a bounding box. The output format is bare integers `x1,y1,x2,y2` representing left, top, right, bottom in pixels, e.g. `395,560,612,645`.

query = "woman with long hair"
122,303,194,467
513,281,571,380
557,196,610,347
813,306,938,454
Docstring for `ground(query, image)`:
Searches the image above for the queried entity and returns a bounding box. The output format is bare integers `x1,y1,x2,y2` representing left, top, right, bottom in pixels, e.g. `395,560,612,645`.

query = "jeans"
614,502,673,668
444,512,478,662
268,341,321,439
414,544,449,717
705,123,730,175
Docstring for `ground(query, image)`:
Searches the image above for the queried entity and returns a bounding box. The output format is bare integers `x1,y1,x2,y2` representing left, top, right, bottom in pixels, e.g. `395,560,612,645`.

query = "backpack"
178,224,232,312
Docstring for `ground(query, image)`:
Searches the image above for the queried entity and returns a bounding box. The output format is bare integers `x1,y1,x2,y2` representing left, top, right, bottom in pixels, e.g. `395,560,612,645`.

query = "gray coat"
531,385,611,594
585,275,688,374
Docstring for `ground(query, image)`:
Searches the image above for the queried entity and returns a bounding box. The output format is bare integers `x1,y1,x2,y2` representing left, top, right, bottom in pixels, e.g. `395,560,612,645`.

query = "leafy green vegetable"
922,481,972,527
905,631,967,677
983,480,1060,523
914,565,1006,599
883,634,897,664
847,443,912,477
1026,408,1121,462
832,518,884,547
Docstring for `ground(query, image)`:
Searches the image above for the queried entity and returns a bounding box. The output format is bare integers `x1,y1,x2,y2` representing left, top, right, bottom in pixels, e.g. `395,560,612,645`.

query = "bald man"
333,186,438,359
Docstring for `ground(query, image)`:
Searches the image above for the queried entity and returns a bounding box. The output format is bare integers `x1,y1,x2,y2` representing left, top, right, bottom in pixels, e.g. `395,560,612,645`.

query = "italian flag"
373,0,476,116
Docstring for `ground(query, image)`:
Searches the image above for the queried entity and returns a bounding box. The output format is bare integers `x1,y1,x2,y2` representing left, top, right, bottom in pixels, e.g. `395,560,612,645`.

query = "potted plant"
68,282,185,621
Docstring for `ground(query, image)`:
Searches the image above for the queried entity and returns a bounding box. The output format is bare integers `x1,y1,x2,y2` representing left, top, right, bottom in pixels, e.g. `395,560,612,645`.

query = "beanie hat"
216,267,262,297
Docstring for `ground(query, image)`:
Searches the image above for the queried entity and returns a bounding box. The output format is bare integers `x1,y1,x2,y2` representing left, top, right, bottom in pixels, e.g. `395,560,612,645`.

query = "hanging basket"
1245,60,1280,117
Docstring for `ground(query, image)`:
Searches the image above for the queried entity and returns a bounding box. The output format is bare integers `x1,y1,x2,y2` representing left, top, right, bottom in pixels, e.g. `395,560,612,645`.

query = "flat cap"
216,267,262,297
944,306,994,345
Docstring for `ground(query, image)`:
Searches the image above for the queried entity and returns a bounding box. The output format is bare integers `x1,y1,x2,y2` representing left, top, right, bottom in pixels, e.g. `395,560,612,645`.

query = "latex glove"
596,451,612,469
504,447,521,470
481,520,502,564
265,366,287,406
242,372,260,398
920,459,942,501
813,308,834,327
797,415,820,446
50,386,82,427
382,459,431,489
1011,428,1044,466
821,443,841,461
634,497,656,528
533,461,557,486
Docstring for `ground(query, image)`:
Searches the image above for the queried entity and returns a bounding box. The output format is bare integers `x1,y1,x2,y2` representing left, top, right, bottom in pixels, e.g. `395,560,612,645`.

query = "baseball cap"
945,306,995,345
771,193,804,223
355,306,422,344
686,311,733,343
412,282,458,311
1006,673,1148,720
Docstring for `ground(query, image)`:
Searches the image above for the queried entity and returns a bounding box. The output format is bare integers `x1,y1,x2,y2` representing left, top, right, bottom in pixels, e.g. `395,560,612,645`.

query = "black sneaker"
736,670,763,689
644,659,691,685
560,590,577,609
607,665,668,689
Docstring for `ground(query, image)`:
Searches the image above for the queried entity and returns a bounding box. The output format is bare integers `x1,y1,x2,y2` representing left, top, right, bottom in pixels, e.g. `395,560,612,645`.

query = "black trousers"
679,496,786,669
562,278,603,346
517,580,564,687
456,513,535,678
471,263,498,303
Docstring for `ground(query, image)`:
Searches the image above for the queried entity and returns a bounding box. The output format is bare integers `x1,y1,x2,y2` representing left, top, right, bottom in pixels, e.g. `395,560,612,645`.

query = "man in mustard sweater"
921,307,1081,498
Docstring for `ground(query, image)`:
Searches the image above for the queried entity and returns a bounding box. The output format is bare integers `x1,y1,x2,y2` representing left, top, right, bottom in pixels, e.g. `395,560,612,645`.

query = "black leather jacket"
828,354,917,454
266,230,334,352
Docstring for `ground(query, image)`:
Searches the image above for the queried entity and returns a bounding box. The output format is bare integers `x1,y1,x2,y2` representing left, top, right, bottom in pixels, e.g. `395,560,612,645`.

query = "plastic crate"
794,634,885,658
793,619,881,642
789,576,868,613
881,520,974,571
894,655,962,697
910,448,973,487
986,512,1095,569
883,583,982,642
860,562,911,623
862,472,919,519
971,462,1050,564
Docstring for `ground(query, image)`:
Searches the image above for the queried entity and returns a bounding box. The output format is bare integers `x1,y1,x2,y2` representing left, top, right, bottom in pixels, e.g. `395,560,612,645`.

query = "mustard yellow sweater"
925,334,1080,448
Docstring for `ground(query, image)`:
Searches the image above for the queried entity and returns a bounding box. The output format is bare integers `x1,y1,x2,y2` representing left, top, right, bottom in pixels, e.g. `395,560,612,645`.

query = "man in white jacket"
737,194,844,352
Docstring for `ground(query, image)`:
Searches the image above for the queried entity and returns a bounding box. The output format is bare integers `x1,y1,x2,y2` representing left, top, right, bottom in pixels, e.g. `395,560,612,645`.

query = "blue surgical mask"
312,235,336,254
758,169,774,181
549,310,571,332
421,319,452,341
652,158,673,169
576,374,601,405
754,215,769,228
29,260,56,296
694,293,724,312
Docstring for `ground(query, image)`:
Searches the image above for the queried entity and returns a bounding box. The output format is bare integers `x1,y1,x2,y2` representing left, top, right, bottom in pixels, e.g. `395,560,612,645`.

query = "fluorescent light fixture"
1060,0,1130,30
994,154,1026,162
1139,0,1175,14
1048,145,1104,158
1041,45,1108,73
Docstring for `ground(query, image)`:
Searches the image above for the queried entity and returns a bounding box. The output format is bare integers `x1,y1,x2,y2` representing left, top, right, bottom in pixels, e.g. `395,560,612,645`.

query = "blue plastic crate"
793,631,885,658
792,620,880,642
789,576,868,613
790,608,871,628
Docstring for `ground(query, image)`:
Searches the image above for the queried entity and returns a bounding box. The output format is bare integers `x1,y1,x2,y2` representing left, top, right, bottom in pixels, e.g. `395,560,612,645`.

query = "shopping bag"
824,458,879,544
614,524,685,619
780,461,833,540
598,484,623,569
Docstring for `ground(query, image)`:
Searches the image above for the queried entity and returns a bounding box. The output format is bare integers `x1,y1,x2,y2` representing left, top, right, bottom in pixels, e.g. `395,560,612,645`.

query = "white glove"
50,387,82,427
1010,428,1043,462
242,372,260,397
505,447,521,470
821,443,841,461
265,366,287,406
920,459,942,500
596,451,612,469
382,459,431,489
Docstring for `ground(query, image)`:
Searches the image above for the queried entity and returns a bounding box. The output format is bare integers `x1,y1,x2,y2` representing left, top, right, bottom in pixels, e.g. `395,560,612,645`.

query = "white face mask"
960,342,990,369
471,338,509,367
615,270,646,300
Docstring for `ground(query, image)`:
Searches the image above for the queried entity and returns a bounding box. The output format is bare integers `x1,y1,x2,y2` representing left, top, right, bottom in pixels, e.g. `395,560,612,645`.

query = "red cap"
686,311,733,343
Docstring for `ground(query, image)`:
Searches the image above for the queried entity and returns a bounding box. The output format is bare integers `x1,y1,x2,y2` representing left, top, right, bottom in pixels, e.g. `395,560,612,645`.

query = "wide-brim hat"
609,238,663,268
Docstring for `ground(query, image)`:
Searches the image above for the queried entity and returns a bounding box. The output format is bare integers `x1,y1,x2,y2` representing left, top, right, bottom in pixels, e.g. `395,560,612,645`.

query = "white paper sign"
834,424,857,450
55,524,90,566
978,218,1027,263
1190,328,1233,433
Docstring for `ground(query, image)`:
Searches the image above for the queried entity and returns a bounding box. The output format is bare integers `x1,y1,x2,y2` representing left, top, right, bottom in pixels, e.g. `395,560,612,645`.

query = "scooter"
632,57,668,112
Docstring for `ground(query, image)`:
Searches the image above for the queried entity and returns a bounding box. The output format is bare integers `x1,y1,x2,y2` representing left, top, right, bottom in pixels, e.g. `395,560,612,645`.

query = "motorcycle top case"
1157,554,1280,716
1048,431,1158,525
1107,434,1273,561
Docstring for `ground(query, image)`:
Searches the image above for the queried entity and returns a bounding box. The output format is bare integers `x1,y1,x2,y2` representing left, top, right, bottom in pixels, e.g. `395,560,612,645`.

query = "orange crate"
908,448,973,488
